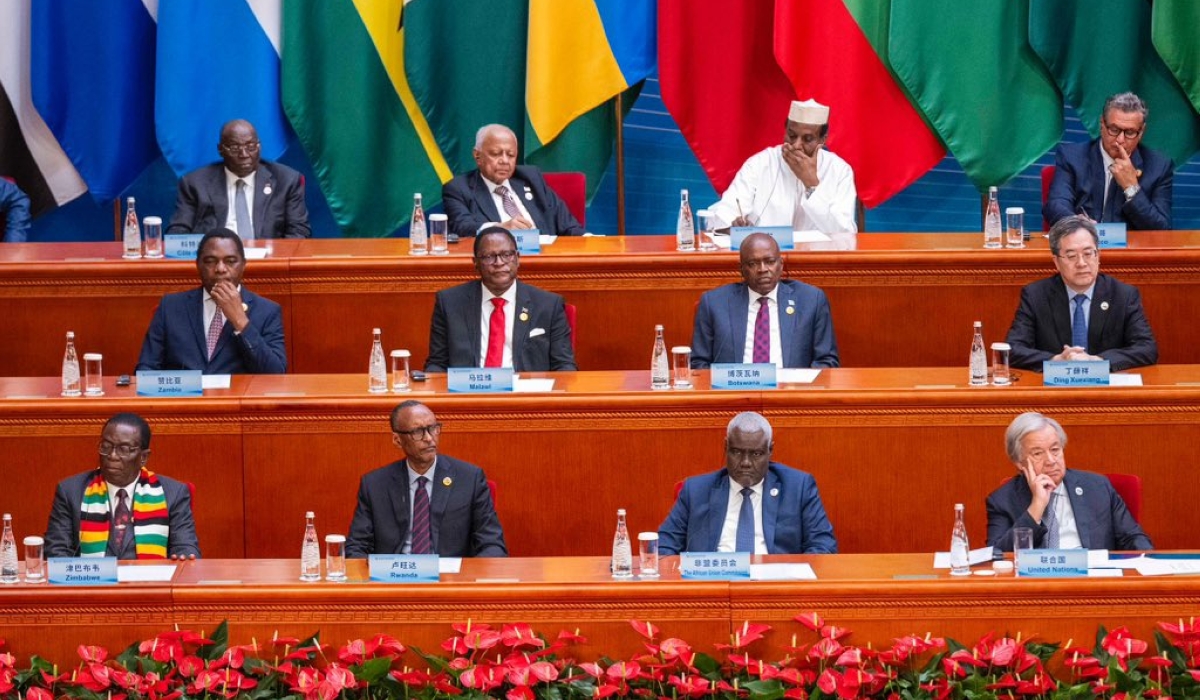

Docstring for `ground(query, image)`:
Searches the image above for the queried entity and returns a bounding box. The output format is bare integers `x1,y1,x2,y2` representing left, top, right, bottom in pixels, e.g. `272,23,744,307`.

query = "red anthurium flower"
0,670,16,695
177,655,206,678
451,621,492,635
460,663,505,692
659,637,692,660
835,647,864,667
74,662,113,692
606,660,642,681
1190,669,1200,682
668,673,713,698
783,688,809,700
1160,618,1200,644
285,643,330,661
506,686,535,700
76,644,107,663
819,624,852,641
442,635,469,656
463,629,503,651
25,687,52,700
447,657,472,671
506,663,532,687
338,638,374,665
0,653,14,669
501,623,545,650
556,629,587,646
834,667,866,700
593,682,622,699
392,669,429,686
578,662,605,679
433,678,463,696
270,632,301,648
1015,672,1056,695
985,672,1018,690
529,661,559,683
189,669,224,695
795,612,824,631
816,669,839,695
139,636,184,664
808,637,844,661
322,665,357,692
630,620,660,641
1102,627,1149,658
367,633,405,657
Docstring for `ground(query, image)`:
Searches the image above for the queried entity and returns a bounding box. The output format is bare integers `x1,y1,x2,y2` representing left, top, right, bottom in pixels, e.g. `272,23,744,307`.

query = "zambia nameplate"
711,363,777,389
136,370,203,397
514,229,541,255
1016,549,1088,577
1042,361,1110,387
447,368,514,392
730,226,795,251
680,552,751,580
1096,222,1127,249
48,557,118,585
164,234,204,259
368,554,439,582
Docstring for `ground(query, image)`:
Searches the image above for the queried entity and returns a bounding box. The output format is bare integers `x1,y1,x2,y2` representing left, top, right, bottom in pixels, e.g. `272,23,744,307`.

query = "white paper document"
711,234,732,250
933,546,995,568
1108,374,1143,386
1134,558,1200,576
777,368,821,384
513,378,556,392
538,235,558,245
438,558,463,574
243,248,270,260
793,230,832,244
750,563,816,580
118,564,178,582
201,374,232,390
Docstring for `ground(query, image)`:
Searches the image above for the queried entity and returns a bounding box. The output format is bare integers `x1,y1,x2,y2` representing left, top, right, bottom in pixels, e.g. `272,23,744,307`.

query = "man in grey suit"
45,413,200,560
168,119,310,239
691,233,838,369
987,412,1151,552
346,401,506,558
425,227,576,372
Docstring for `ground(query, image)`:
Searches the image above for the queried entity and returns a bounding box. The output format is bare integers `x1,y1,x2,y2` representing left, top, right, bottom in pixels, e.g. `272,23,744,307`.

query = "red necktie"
752,297,770,363
410,476,431,554
484,298,506,367
113,488,132,551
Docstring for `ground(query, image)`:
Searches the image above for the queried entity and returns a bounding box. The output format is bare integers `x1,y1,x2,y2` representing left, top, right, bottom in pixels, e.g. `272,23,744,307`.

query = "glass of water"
429,214,449,255
325,534,347,581
1005,207,1025,249
23,536,44,583
671,346,692,389
84,353,104,396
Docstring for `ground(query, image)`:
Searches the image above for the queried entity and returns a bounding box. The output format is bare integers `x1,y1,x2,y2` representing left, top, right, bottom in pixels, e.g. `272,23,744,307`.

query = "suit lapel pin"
519,308,529,322
241,303,249,312
1100,301,1109,311
770,488,779,497
1075,486,1083,496
523,186,533,201
263,184,272,196
443,477,452,487
785,306,795,315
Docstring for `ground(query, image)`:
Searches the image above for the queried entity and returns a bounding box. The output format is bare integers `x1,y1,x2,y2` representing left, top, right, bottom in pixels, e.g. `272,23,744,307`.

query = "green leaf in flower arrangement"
407,645,452,674
1026,640,1061,662
538,683,564,700
115,640,143,672
1154,629,1190,668
1093,625,1112,664
354,656,394,684
198,620,230,662
689,651,722,675
742,679,785,700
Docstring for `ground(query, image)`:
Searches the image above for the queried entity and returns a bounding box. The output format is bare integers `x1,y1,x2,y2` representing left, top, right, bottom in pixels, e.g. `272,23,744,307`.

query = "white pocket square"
529,328,546,338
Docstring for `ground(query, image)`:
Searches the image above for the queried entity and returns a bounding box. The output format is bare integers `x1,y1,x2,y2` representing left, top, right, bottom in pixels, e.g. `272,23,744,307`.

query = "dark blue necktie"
411,476,431,554
735,487,755,553
1071,294,1087,350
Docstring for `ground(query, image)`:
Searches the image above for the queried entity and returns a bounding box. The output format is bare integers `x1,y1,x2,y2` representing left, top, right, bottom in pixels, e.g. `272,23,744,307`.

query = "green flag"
1031,0,1200,167
1152,0,1200,118
888,0,1062,189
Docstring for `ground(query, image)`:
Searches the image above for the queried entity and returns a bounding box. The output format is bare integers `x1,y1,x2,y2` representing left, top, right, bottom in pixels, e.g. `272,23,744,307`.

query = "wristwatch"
1124,184,1140,200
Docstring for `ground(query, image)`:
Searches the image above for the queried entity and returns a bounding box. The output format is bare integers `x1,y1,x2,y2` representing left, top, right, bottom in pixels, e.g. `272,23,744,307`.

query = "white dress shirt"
709,146,858,233
717,477,766,554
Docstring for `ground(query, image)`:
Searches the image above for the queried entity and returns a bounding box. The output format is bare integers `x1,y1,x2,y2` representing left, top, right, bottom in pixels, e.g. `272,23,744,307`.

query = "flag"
156,0,293,176
659,0,796,194
0,0,86,217
774,0,944,207
31,0,159,201
888,0,1062,189
281,0,451,237
1153,0,1200,116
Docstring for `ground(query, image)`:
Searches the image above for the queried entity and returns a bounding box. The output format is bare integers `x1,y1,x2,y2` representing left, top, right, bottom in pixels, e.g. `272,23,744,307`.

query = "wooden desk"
5,232,1200,375
2,367,1199,560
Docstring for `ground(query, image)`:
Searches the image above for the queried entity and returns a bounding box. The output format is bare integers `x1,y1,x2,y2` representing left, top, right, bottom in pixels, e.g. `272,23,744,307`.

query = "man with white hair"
658,411,837,556
708,99,858,233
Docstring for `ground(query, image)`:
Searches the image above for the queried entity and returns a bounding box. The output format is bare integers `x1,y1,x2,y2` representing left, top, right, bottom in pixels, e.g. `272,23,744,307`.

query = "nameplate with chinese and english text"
711,363,777,389
680,552,751,580
1016,549,1088,577
48,557,118,585
368,554,440,582
447,368,514,393
1096,223,1128,249
1043,361,1110,386
515,229,541,255
136,370,203,397
730,226,795,251
164,234,204,259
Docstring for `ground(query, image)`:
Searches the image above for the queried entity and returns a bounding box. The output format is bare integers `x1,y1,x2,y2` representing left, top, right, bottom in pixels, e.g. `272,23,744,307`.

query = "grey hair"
1005,412,1067,463
1047,215,1099,256
1103,92,1149,122
727,411,772,442
474,124,516,149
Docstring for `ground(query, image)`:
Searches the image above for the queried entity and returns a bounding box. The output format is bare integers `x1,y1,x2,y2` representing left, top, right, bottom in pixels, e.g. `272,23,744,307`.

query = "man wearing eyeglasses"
1005,215,1157,371
1044,92,1172,230
44,413,200,560
424,226,577,372
346,401,506,558
168,119,311,239
658,411,837,556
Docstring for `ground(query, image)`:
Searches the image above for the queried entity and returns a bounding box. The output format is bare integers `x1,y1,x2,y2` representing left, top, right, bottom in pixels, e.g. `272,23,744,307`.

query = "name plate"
164,234,204,259
1096,222,1128,249
1016,549,1089,577
368,554,440,582
447,368,514,393
680,552,751,580
136,370,204,397
515,229,541,255
48,557,118,585
730,226,795,251
1043,360,1110,386
711,363,777,389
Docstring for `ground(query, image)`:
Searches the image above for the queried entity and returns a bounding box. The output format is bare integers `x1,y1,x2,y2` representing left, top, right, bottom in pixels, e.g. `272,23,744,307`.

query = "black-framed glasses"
476,250,518,265
1102,123,1142,140
98,442,141,458
221,142,261,156
1056,248,1099,263
394,423,442,440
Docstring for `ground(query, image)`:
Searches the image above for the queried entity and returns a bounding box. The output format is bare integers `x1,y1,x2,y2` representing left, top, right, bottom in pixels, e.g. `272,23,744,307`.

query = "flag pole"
615,93,626,236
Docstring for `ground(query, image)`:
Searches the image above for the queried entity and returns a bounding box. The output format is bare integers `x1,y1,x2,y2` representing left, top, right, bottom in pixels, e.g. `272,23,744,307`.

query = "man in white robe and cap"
708,99,858,234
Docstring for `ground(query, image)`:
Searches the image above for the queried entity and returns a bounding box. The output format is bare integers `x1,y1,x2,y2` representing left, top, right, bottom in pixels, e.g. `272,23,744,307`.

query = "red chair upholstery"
0,176,15,184
542,172,586,227
564,302,577,350
1040,165,1056,231
674,480,684,501
488,479,497,509
1105,473,1141,523
187,481,196,508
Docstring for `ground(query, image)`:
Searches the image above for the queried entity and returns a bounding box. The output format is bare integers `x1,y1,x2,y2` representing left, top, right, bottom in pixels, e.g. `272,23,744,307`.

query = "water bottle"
0,514,17,584
650,325,670,390
409,194,428,256
675,190,695,252
969,321,987,386
122,197,142,259
368,328,387,393
611,509,633,578
300,511,321,581
949,503,971,576
983,187,1002,249
61,331,82,397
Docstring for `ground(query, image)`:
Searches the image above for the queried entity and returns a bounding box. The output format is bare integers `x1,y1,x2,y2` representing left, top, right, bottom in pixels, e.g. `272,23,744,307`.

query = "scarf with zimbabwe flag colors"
78,468,170,559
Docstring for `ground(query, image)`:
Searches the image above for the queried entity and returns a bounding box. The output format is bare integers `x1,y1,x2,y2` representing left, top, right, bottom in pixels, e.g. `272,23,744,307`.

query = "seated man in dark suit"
442,124,584,239
987,412,1150,552
0,177,31,242
1005,215,1157,372
168,119,310,239
45,413,200,560
425,227,576,372
137,228,287,374
1044,92,1172,230
658,411,837,555
346,401,506,557
691,232,838,369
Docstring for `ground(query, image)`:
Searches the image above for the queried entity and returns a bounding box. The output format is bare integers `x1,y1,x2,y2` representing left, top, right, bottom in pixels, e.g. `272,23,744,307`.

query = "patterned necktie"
206,307,225,360
495,185,522,220
752,297,770,363
410,476,431,554
1043,491,1060,549
235,179,254,241
735,487,755,553
484,298,506,367
113,488,132,551
1101,176,1120,223
1071,294,1087,350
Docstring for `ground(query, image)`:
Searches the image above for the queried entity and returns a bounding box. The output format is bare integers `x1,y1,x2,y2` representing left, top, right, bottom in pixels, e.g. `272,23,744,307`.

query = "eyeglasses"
1102,123,1143,140
476,250,518,265
1056,248,1099,263
221,142,260,156
98,442,141,458
394,423,442,440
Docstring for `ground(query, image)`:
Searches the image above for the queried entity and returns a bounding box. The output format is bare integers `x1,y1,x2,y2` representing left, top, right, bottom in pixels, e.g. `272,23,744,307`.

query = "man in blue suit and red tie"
658,412,837,556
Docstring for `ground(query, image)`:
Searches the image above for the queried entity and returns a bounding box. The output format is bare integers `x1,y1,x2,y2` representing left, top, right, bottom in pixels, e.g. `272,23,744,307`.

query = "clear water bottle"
122,197,142,259
61,331,81,397
300,511,321,582
949,503,971,576
983,187,1002,249
409,193,428,256
969,321,987,386
368,328,387,393
0,514,17,584
651,325,670,390
675,189,695,252
611,509,633,578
